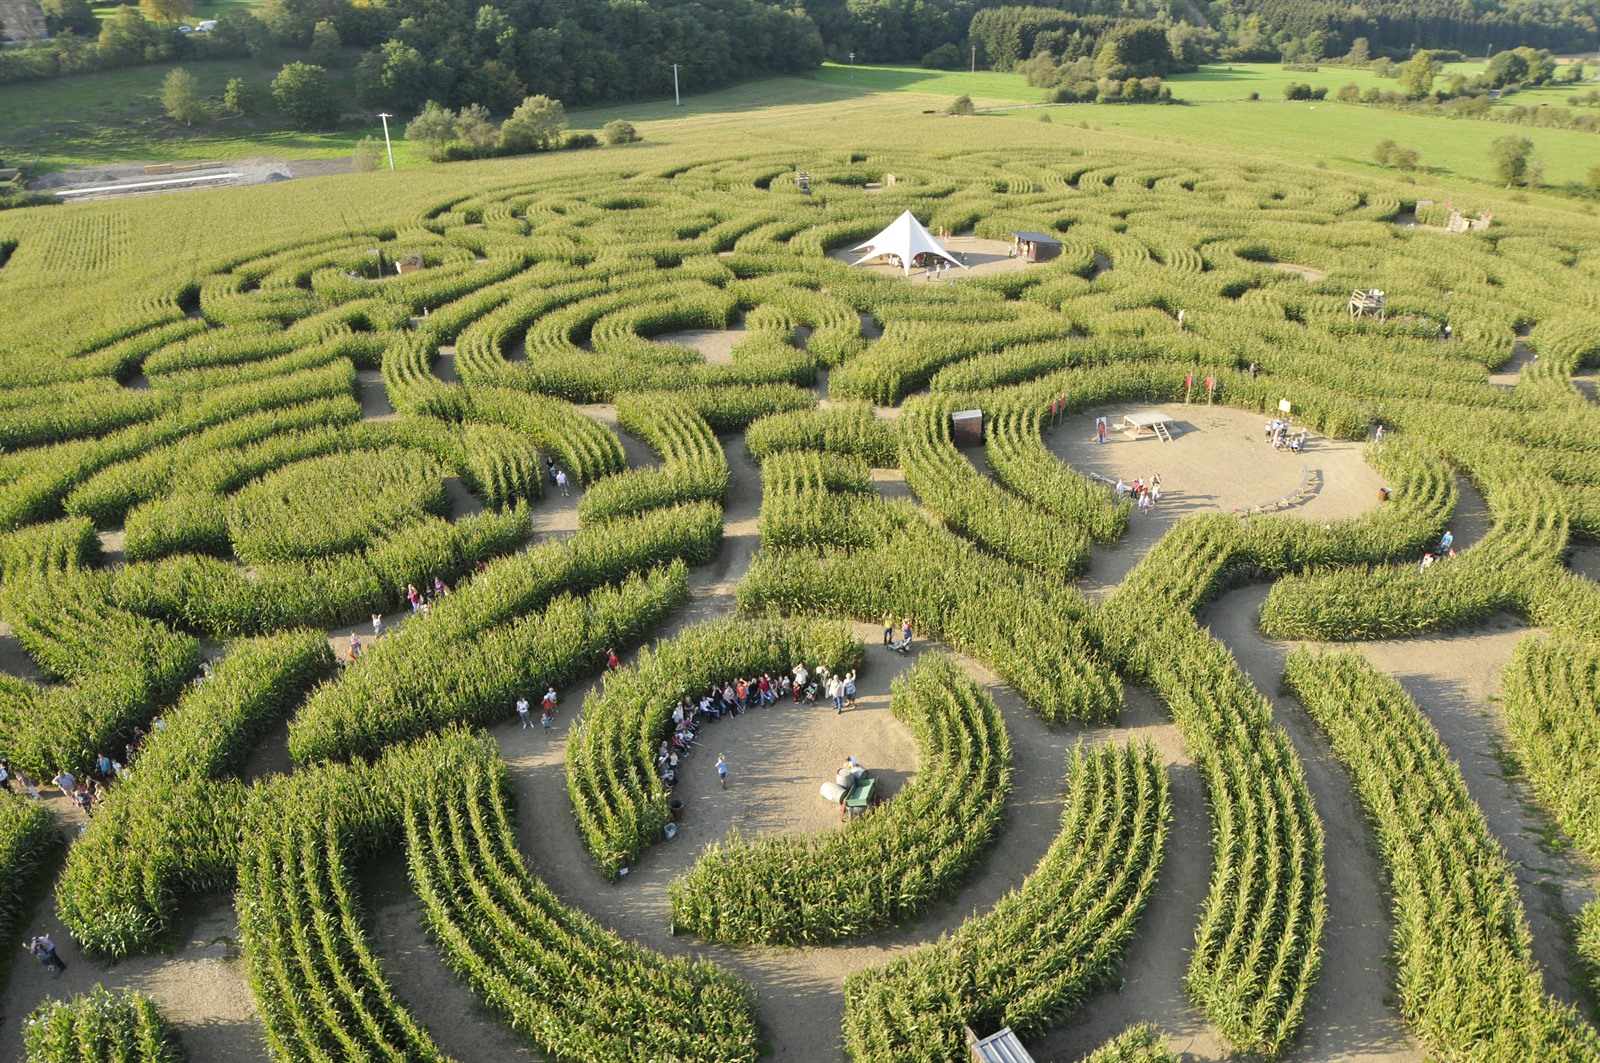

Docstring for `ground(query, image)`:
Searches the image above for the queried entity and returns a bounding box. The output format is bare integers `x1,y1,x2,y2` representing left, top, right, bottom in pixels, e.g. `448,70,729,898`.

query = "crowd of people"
647,660,859,792
1265,418,1309,453
1114,475,1163,513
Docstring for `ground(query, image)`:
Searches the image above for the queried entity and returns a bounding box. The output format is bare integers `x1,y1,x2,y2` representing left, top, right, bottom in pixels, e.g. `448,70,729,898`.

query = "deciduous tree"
161,67,208,126
1489,135,1534,186
454,103,498,157
405,100,456,161
272,61,338,130
224,77,254,115
497,94,566,153
602,119,640,145
309,20,342,68
1398,50,1438,98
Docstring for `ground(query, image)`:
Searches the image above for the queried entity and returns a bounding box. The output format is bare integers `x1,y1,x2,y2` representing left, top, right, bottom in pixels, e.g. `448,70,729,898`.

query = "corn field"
1,121,1600,1062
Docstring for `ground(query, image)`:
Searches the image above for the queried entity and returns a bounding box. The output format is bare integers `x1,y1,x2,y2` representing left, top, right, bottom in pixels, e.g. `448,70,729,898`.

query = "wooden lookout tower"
1349,287,1386,321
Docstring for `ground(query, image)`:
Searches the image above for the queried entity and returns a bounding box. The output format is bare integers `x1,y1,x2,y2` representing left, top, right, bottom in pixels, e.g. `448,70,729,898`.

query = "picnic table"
844,777,877,816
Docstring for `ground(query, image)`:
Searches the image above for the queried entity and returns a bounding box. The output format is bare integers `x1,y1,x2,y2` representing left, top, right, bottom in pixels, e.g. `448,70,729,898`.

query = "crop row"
64,398,363,528
983,397,1130,545
1077,1025,1178,1063
1259,472,1567,639
1498,627,1600,999
404,732,761,1061
228,446,449,564
566,617,861,879
758,449,874,497
1284,648,1600,1057
288,501,721,764
56,630,334,958
0,515,100,585
745,402,898,467
23,986,183,1063
0,567,200,777
1095,528,1325,1057
899,394,1089,579
842,741,1167,1061
111,505,528,638
460,386,627,484
294,560,686,766
0,362,360,530
0,790,59,977
670,655,1010,945
237,750,454,1063
740,494,1121,723
579,397,728,524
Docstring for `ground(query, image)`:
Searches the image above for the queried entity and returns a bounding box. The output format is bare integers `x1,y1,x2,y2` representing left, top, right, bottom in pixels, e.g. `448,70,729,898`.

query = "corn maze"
2,127,1600,1062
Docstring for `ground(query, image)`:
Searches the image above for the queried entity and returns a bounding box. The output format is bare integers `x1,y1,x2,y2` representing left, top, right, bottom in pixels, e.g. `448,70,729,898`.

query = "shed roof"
967,1027,1037,1063
1008,231,1061,244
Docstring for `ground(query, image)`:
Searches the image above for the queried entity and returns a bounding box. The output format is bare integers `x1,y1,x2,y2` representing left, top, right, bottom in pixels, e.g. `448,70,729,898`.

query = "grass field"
1022,93,1598,187
0,51,423,172
1,56,1595,192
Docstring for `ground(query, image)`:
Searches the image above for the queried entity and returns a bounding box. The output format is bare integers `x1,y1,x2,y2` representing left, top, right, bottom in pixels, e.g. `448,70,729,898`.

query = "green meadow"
0,57,1595,192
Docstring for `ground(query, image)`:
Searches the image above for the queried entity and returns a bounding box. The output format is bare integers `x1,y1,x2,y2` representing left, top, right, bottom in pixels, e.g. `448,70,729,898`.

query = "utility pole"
971,45,976,73
376,113,395,172
672,64,681,106
849,51,855,82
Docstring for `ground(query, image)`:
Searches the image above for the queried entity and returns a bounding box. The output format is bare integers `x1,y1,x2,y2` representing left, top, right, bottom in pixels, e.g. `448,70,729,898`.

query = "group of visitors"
1114,475,1162,512
882,613,914,652
515,686,560,734
402,576,452,617
23,934,65,976
1265,419,1308,453
650,659,860,792
1419,529,1457,572
544,456,571,497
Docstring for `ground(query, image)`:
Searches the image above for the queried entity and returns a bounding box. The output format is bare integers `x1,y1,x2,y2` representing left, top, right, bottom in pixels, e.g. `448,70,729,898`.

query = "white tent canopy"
851,210,966,277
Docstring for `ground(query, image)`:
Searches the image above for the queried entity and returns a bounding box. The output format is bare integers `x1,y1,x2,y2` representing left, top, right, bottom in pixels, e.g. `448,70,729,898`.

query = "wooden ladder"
1153,422,1173,443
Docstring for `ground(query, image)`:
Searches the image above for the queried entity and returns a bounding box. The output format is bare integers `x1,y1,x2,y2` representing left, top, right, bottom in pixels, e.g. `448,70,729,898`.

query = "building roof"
968,1027,1037,1063
1008,231,1061,244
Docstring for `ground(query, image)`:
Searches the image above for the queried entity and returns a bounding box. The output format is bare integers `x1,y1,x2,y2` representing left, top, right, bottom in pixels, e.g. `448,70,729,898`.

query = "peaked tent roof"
851,210,966,277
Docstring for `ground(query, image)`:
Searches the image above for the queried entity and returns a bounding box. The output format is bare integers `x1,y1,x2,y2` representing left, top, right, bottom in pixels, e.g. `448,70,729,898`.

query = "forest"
5,0,1597,110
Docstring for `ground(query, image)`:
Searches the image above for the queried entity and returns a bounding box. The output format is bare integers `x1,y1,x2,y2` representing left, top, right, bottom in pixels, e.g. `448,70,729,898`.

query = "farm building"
1008,231,1061,263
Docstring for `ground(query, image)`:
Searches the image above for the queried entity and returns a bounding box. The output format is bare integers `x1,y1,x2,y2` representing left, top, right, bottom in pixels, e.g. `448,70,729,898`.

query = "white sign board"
1279,399,1293,414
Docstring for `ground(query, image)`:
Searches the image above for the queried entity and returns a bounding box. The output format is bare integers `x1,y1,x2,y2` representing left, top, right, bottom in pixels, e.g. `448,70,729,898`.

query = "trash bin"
1378,487,1390,502
663,821,678,841
669,798,685,822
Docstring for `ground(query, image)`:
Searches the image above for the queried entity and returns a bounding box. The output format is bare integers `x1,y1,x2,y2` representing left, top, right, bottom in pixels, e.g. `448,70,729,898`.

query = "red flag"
1051,398,1060,416
1185,373,1193,389
1205,375,1215,392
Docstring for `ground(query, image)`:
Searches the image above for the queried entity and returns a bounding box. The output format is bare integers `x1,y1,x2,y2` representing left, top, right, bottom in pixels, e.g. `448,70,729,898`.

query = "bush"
563,131,598,150
947,94,975,115
922,42,962,69
601,119,640,145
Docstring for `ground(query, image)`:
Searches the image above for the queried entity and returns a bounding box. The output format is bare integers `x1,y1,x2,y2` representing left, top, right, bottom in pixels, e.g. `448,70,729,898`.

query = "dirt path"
1487,332,1538,388
1033,685,1225,1062
357,368,395,419
474,633,1077,1061
1205,585,1420,1062
1044,405,1384,599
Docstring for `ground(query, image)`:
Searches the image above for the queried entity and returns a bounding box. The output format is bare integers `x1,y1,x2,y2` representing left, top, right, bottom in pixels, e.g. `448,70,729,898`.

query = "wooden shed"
1008,231,1061,263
